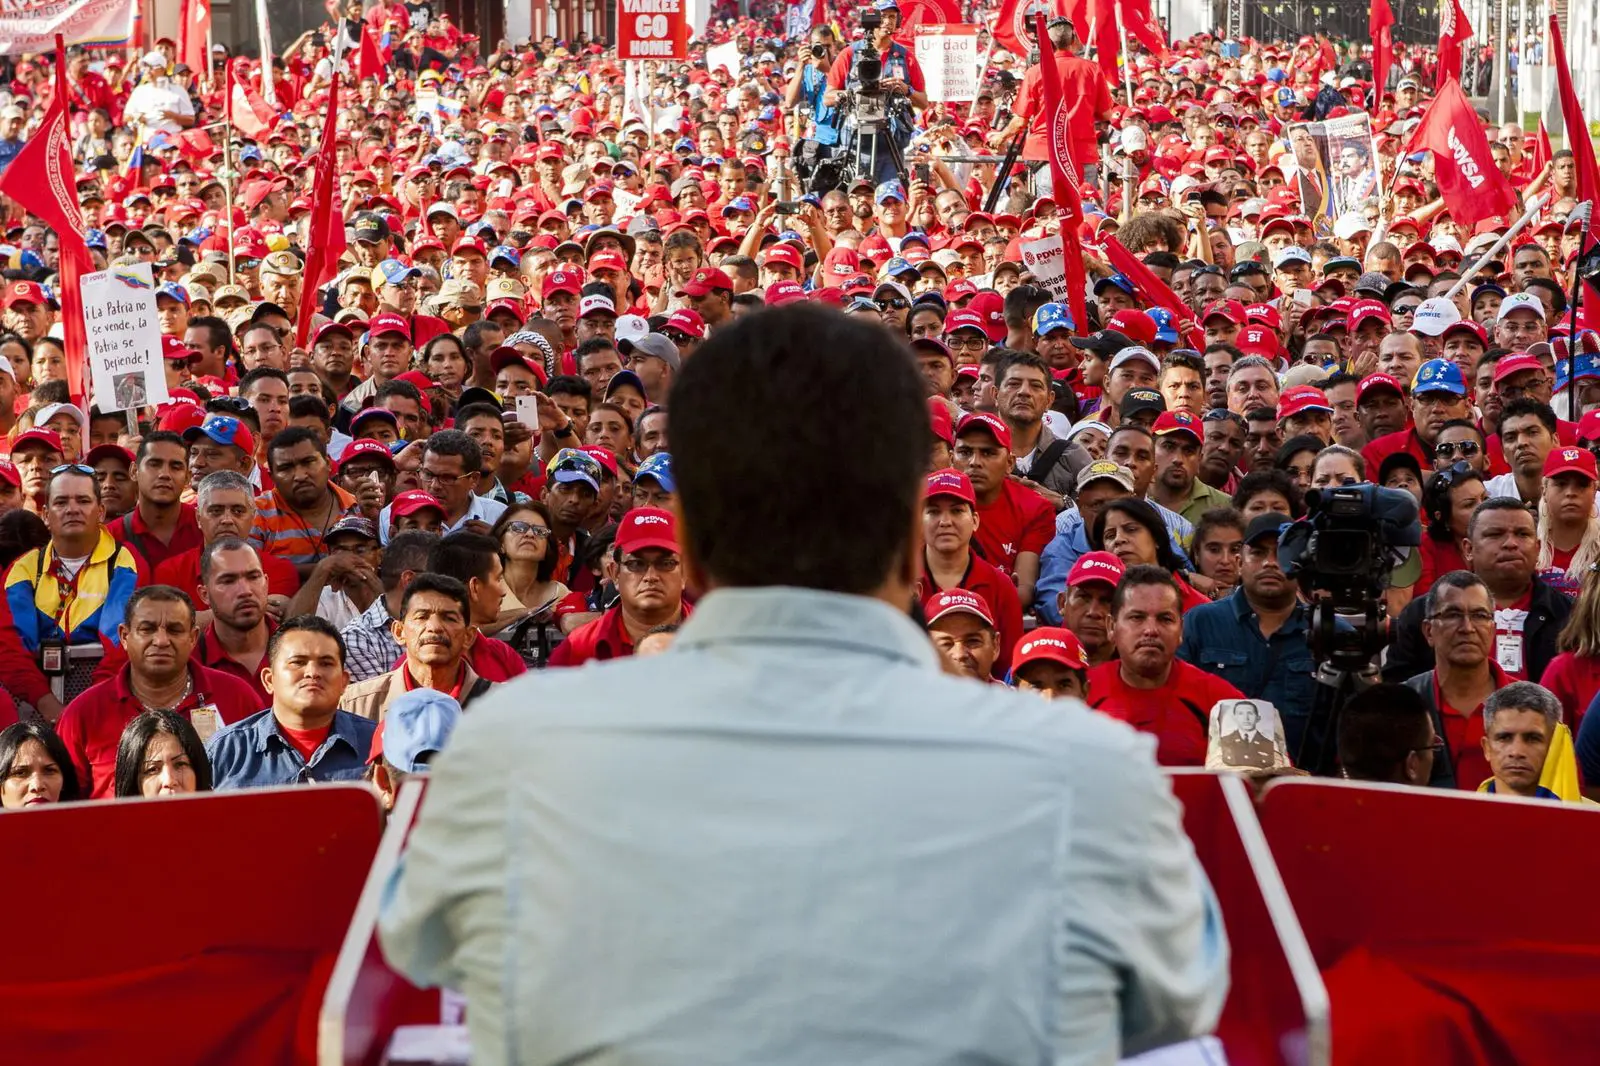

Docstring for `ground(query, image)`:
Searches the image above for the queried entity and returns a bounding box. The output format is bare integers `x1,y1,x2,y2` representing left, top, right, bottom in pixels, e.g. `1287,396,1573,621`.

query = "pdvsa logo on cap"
633,513,669,526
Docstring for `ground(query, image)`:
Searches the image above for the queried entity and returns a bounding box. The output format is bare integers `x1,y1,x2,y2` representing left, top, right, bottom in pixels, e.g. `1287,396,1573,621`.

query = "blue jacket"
1035,504,1194,623
207,706,375,789
1178,588,1319,754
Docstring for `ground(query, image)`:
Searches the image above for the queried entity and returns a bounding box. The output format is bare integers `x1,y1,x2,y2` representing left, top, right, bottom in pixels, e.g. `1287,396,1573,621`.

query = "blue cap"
466,219,498,238
1147,308,1181,344
239,145,262,162
875,180,907,204
1267,67,1287,83
673,137,695,152
720,196,755,216
636,451,676,493
373,259,422,286
1276,86,1297,106
1412,359,1468,396
84,228,108,250
182,414,252,451
548,447,603,493
1032,302,1075,336
604,369,646,400
488,244,521,267
377,688,462,773
156,282,190,305
758,106,778,122
1556,349,1600,391
882,256,917,277
872,0,900,10
899,230,931,249
1093,273,1135,297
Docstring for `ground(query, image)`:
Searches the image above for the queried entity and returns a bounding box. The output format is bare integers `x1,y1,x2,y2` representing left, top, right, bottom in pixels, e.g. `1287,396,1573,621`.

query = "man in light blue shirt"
380,304,1227,1066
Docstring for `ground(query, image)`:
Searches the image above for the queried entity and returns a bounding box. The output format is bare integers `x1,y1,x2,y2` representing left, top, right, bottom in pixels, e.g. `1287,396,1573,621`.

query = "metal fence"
1223,0,1445,46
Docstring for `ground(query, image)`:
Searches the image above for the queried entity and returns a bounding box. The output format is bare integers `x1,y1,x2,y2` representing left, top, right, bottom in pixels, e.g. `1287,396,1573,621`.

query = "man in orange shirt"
991,17,1113,190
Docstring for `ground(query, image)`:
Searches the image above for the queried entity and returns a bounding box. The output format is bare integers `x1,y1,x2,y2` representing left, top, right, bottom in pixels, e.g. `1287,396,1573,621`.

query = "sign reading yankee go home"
616,0,687,61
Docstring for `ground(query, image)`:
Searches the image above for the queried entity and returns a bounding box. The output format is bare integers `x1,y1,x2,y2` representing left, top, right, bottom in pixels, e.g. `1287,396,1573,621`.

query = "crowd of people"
0,1,1598,823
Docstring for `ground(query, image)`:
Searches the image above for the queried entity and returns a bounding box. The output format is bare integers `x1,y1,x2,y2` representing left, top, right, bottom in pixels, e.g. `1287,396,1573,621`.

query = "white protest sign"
914,24,981,103
1019,233,1068,300
81,263,170,413
706,39,741,78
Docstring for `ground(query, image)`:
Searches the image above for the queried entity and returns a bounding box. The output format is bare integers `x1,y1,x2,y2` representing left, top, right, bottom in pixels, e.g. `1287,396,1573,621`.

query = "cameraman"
785,25,842,149
824,0,929,185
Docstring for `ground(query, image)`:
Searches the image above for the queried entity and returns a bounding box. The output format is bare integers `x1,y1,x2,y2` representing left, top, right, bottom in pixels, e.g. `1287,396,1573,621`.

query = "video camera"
850,8,888,122
1277,483,1420,671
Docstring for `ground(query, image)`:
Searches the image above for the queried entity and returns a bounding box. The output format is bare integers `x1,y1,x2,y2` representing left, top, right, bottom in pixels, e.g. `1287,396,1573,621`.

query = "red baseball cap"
945,309,988,337
1152,410,1204,442
588,250,629,274
924,588,996,629
390,489,446,518
338,437,397,470
1356,373,1405,403
1544,445,1598,481
823,246,862,278
368,312,411,340
677,267,733,298
1012,626,1089,672
1277,386,1333,421
160,335,199,363
1441,320,1488,346
0,460,19,487
1107,309,1158,347
1492,353,1544,384
541,269,584,299
925,467,976,506
614,506,680,554
955,410,1012,449
1346,299,1392,332
2,280,47,309
84,443,134,468
966,291,1007,342
1579,409,1600,444
1201,299,1247,325
9,428,63,455
488,346,548,383
762,244,803,271
1236,325,1278,359
1067,550,1126,588
764,280,807,306
663,308,706,338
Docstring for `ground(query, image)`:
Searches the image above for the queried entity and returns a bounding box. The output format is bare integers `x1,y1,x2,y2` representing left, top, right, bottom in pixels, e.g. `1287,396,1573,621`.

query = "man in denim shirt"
381,303,1225,1066
207,615,375,788
1179,512,1319,754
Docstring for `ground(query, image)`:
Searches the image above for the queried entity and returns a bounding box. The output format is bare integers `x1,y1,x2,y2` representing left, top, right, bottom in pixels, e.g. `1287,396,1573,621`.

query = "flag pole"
1115,6,1134,110
965,43,993,124
1443,192,1547,300
223,59,237,285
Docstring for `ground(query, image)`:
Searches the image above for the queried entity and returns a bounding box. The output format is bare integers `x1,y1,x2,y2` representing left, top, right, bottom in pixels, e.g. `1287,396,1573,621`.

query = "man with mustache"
195,537,277,708
340,574,494,720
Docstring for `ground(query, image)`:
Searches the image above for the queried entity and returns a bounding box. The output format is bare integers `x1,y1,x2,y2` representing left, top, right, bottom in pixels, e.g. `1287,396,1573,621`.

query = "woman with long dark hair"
0,721,79,809
1090,498,1211,611
113,710,213,799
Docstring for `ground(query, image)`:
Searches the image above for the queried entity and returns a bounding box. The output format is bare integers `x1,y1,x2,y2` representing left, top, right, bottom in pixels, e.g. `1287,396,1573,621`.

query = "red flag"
1578,279,1600,334
0,36,91,403
228,59,276,138
1117,0,1167,62
1531,120,1553,177
179,0,210,78
992,0,1071,57
358,25,385,82
295,78,347,349
1437,0,1472,89
1550,13,1600,243
891,0,961,43
1370,0,1394,103
1084,0,1121,87
176,128,215,162
1101,236,1205,350
1034,14,1088,335
1403,78,1515,231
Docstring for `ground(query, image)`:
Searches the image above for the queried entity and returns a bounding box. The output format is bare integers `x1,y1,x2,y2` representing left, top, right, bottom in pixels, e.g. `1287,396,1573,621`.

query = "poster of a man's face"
1206,698,1291,772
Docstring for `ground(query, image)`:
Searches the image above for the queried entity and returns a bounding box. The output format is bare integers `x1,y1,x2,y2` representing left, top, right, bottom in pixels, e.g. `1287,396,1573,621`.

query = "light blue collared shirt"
379,586,1226,1065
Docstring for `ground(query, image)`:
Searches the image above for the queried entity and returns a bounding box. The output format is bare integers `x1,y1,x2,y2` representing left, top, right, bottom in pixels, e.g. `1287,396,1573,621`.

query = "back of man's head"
1337,683,1432,783
671,304,928,594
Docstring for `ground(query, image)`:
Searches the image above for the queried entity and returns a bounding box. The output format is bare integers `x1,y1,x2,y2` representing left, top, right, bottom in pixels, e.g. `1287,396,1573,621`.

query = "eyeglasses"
505,521,552,539
1433,441,1481,460
418,467,475,487
1411,735,1447,756
1427,607,1495,627
50,463,94,476
1202,409,1247,428
877,297,909,311
620,555,681,574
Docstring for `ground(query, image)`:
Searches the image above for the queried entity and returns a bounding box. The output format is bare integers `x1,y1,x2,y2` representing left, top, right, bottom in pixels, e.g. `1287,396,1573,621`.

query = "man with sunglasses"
1431,420,1489,475
548,507,688,667
0,463,147,723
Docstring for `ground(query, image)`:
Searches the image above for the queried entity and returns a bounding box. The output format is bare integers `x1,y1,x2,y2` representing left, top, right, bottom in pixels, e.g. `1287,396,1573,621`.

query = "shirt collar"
251,707,364,755
673,587,939,670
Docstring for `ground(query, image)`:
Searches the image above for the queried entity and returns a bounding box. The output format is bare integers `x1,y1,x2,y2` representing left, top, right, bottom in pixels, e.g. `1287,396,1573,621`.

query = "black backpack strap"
1030,439,1071,484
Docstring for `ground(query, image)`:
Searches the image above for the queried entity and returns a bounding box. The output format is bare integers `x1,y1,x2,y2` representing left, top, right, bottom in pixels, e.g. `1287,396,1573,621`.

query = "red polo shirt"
196,621,276,709
153,545,303,602
55,662,263,799
973,480,1055,578
112,503,204,574
1086,658,1244,766
1434,661,1511,791
547,604,690,668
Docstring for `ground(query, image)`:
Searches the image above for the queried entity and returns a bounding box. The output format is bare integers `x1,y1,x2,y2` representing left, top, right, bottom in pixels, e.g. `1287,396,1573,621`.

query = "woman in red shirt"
1091,498,1212,613
1541,567,1600,732
1414,462,1485,597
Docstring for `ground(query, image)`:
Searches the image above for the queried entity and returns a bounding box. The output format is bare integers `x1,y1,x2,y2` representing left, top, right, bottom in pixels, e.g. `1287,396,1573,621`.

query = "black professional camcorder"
1278,483,1420,669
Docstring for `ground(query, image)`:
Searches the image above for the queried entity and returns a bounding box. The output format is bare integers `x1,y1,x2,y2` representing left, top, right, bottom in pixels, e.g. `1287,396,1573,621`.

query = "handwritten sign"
913,24,981,103
81,262,169,412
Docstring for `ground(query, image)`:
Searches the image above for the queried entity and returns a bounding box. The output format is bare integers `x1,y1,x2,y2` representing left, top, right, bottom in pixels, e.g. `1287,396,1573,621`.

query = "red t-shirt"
153,545,303,602
1086,658,1244,766
1017,53,1111,168
279,721,331,763
973,480,1055,578
111,504,204,575
1434,663,1511,790
1539,652,1600,734
1415,535,1468,597
1360,427,1430,483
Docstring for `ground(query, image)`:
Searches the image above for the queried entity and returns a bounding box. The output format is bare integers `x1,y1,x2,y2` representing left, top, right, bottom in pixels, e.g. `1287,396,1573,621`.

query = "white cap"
0,355,16,380
37,402,86,428
615,313,649,344
141,51,167,68
1408,296,1462,337
1109,346,1162,373
1333,213,1372,239
1431,234,1463,255
1273,246,1312,269
1498,291,1547,321
578,293,617,318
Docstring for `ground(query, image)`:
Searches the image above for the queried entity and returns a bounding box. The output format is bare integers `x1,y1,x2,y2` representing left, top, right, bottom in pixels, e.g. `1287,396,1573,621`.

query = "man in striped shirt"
251,426,358,582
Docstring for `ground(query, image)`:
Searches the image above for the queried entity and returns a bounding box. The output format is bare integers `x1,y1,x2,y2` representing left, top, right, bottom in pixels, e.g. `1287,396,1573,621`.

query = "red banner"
1034,14,1088,335
892,0,961,44
1371,0,1394,104
1101,236,1205,350
0,0,136,56
1550,13,1600,244
1437,0,1472,89
178,0,209,78
615,0,687,60
1403,77,1516,231
294,74,345,349
992,0,1071,57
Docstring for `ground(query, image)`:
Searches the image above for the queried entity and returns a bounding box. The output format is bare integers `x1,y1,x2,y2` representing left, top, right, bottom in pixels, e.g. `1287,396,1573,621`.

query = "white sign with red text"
1019,233,1068,300
913,24,981,103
